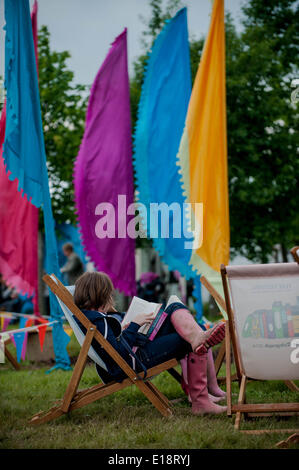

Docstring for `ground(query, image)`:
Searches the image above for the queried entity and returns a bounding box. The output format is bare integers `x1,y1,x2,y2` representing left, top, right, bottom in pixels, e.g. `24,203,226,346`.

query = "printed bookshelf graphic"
242,297,299,339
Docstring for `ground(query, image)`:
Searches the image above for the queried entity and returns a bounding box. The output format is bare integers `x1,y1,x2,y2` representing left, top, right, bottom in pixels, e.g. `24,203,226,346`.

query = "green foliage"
226,0,299,262
38,26,88,225
131,0,299,263
0,76,4,114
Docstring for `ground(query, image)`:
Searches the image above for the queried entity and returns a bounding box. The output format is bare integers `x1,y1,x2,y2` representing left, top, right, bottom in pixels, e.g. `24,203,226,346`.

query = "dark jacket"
73,309,143,382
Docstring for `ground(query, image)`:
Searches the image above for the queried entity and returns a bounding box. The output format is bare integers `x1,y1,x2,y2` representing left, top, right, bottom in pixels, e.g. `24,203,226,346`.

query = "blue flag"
133,8,194,279
3,0,70,371
13,317,27,363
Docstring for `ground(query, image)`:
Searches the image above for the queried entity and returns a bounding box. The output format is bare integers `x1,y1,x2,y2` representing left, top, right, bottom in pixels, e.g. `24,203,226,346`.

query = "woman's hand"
132,311,156,327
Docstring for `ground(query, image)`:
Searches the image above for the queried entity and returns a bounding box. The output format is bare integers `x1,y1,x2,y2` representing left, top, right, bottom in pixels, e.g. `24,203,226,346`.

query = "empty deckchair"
30,274,181,425
220,262,299,433
200,275,298,390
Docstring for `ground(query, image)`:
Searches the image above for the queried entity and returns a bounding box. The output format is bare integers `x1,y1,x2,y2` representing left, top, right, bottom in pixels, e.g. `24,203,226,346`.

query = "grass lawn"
0,335,298,449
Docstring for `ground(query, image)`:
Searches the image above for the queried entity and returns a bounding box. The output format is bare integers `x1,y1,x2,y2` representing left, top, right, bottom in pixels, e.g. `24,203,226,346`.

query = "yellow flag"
177,0,229,308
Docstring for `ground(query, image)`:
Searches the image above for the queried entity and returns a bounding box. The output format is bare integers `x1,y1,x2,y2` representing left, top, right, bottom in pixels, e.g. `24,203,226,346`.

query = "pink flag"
74,30,136,295
0,3,39,310
21,318,34,361
0,121,39,299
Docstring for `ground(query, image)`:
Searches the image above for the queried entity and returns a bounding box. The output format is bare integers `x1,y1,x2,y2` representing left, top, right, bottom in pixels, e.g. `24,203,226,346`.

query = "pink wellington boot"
187,352,227,415
180,355,223,403
180,355,190,397
207,348,226,399
171,309,226,355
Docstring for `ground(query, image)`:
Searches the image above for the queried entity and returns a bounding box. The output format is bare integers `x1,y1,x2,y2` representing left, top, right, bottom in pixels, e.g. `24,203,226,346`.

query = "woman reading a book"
73,271,227,415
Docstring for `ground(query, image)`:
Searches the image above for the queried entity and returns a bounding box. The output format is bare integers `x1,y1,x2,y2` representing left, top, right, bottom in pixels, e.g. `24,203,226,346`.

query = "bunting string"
0,320,58,339
0,312,52,321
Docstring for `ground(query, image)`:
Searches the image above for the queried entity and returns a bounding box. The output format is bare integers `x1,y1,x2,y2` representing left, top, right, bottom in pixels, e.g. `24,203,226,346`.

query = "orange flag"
38,319,48,352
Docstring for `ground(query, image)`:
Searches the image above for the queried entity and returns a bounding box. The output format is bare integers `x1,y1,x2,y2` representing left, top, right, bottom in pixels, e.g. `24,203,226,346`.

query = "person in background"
0,274,25,321
0,273,6,305
61,242,84,285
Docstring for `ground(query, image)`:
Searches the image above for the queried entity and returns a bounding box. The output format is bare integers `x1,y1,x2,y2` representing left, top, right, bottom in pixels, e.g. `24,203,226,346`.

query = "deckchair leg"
234,375,247,430
4,345,20,371
284,380,299,393
135,380,173,417
61,327,95,413
167,367,182,384
214,341,226,376
225,322,232,417
145,381,172,410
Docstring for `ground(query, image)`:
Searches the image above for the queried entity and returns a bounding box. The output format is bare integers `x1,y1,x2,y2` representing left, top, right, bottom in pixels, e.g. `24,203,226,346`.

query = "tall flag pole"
176,0,229,312
3,0,71,371
74,29,136,296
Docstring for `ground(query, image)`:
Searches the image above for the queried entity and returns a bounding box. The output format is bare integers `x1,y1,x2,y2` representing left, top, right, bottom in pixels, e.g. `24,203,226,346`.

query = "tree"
38,26,88,225
131,0,299,263
226,0,299,262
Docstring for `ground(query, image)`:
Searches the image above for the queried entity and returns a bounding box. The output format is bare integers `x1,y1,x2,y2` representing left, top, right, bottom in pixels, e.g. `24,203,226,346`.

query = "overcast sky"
0,0,245,85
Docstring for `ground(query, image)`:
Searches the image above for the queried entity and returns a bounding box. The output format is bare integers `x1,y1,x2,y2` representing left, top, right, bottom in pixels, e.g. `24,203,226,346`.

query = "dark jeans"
112,302,193,382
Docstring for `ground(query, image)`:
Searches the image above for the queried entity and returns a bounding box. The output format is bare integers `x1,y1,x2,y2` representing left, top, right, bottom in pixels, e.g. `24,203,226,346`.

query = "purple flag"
3,317,11,331
74,29,136,295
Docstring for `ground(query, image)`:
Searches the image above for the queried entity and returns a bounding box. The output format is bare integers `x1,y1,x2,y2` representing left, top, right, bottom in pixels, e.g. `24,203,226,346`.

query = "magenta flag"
0,3,39,306
74,29,136,296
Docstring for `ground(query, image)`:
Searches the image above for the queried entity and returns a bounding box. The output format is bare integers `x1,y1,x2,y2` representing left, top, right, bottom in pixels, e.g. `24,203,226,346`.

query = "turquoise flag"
3,0,71,371
133,8,195,279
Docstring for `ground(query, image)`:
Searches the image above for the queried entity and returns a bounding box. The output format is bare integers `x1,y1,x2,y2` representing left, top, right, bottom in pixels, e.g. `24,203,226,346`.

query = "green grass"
0,337,298,449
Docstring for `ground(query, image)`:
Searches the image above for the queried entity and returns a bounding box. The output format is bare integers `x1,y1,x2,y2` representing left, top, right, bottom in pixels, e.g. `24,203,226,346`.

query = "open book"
121,295,182,339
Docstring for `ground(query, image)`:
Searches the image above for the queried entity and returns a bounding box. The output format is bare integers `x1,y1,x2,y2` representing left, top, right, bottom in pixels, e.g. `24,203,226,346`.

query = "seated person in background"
73,271,227,416
61,242,84,285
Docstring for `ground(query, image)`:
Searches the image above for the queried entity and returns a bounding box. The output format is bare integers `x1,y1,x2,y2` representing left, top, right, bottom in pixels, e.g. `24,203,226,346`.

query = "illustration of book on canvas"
242,297,299,339
122,295,182,341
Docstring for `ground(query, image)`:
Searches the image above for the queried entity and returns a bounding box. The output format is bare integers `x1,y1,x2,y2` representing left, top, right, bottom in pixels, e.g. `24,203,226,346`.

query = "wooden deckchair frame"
200,275,238,383
201,274,299,392
291,246,299,264
220,264,299,434
30,274,181,426
3,338,20,370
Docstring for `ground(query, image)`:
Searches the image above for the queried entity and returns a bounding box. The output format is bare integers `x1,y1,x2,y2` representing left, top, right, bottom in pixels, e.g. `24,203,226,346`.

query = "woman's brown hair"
74,272,114,311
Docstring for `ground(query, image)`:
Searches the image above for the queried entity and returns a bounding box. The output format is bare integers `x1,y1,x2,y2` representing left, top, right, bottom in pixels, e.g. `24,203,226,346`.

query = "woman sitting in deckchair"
74,271,227,415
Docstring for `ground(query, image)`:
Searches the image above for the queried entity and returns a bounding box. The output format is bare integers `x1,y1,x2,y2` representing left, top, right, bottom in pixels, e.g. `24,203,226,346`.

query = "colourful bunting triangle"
38,319,48,352
21,318,34,361
13,317,27,363
3,316,11,331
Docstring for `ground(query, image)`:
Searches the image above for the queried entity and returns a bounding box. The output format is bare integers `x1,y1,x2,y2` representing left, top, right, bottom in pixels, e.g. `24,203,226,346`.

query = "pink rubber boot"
187,352,227,415
180,355,223,403
180,355,189,397
207,348,226,399
171,309,226,354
